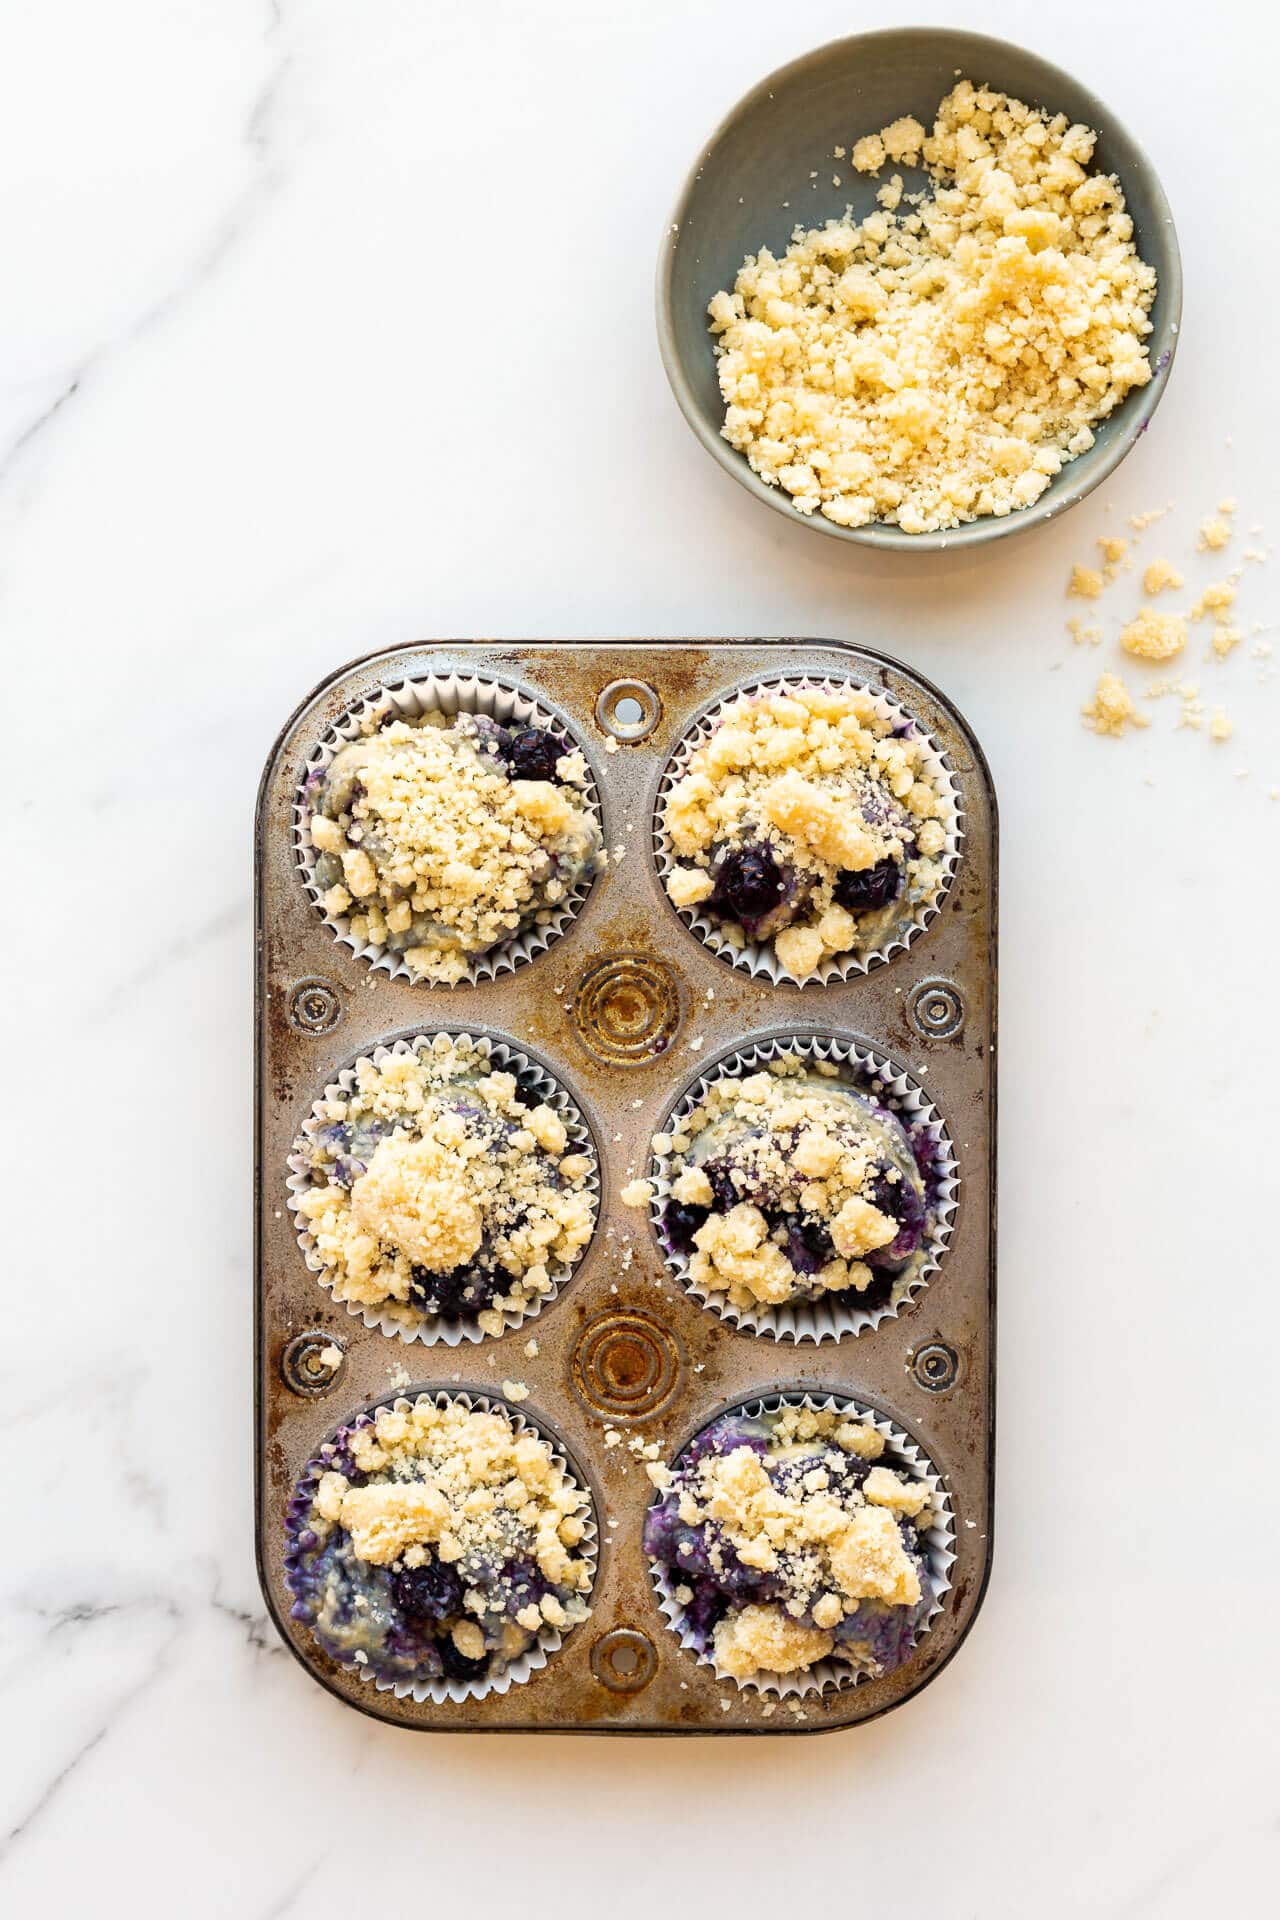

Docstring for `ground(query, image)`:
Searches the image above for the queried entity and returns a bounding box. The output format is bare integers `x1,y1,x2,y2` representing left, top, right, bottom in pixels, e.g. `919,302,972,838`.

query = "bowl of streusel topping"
657,27,1181,547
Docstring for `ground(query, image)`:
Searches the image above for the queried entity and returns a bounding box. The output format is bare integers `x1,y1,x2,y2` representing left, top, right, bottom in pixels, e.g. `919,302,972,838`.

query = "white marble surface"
5,0,1278,1911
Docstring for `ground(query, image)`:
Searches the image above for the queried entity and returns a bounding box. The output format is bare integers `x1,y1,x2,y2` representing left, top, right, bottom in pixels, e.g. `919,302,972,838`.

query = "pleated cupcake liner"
647,1032,958,1342
294,670,604,986
287,1030,599,1346
653,672,963,985
648,1390,954,1697
284,1388,599,1704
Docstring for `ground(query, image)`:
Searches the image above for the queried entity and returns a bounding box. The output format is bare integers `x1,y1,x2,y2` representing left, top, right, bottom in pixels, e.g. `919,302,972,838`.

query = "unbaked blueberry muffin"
643,1404,938,1683
291,1035,597,1336
659,684,950,978
654,1051,941,1317
303,703,603,985
286,1396,595,1691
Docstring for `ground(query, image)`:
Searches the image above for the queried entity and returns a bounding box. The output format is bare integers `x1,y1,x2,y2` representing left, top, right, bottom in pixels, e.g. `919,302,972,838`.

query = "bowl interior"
659,27,1181,550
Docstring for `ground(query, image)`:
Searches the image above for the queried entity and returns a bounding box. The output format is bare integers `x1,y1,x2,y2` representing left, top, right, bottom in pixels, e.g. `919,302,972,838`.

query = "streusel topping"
661,686,948,979
707,82,1157,534
657,1053,931,1312
645,1405,936,1683
288,1397,594,1684
310,1400,592,1595
293,1036,596,1333
305,706,603,985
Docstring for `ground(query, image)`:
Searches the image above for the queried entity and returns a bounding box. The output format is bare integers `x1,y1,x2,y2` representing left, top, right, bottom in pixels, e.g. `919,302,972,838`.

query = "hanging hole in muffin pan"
255,640,997,1734
596,677,662,741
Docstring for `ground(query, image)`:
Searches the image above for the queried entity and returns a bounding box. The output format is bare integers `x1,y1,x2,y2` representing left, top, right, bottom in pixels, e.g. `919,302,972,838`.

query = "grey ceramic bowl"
657,28,1182,551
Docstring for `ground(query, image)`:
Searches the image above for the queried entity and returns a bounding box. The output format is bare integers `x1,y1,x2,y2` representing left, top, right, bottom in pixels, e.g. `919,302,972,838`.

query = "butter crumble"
1142,558,1183,596
1068,564,1105,600
1119,608,1186,662
1082,672,1148,736
707,82,1156,533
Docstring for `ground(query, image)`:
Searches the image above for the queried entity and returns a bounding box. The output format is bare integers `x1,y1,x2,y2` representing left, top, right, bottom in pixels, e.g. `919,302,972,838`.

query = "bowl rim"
655,25,1184,553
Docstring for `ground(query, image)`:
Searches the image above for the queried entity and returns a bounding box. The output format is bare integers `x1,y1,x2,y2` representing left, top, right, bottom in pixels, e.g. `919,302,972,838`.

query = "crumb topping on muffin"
706,81,1157,535
305,706,603,984
293,1036,596,1333
288,1397,593,1687
655,1053,934,1313
644,1405,936,1683
661,686,948,978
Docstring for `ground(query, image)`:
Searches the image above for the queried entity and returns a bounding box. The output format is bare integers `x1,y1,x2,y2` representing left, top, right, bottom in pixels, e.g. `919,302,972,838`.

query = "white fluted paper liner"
648,1391,954,1698
287,1031,600,1347
653,672,963,986
294,671,604,987
647,1034,957,1343
288,1390,599,1705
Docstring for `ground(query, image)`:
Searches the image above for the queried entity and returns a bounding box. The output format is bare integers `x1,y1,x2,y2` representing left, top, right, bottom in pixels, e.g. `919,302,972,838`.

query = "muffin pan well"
255,640,997,1733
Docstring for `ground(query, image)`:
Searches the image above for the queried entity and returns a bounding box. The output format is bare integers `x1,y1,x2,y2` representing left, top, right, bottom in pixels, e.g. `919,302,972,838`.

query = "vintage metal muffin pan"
255,639,997,1733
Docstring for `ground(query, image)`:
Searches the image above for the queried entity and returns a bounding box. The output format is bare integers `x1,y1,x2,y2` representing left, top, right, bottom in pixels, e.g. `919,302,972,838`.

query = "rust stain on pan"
254,641,997,1734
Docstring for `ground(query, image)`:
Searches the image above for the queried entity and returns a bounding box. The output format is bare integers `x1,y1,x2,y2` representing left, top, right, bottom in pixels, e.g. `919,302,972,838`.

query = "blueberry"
409,1264,498,1319
866,1170,926,1267
706,1525,781,1604
500,1557,548,1608
711,844,787,923
393,1559,463,1624
784,1215,834,1276
503,727,564,782
682,1578,728,1645
700,1158,741,1212
833,1266,899,1313
664,1200,709,1252
438,1636,491,1682
641,1495,685,1561
833,858,903,913
684,1412,770,1465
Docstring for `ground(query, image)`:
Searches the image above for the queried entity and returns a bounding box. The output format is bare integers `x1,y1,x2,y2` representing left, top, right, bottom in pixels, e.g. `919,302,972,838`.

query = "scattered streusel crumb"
1129,505,1170,532
502,1379,530,1403
1142,558,1183,596
620,1178,654,1209
1198,516,1233,553
1067,617,1103,646
1120,608,1186,662
1191,581,1237,622
1209,709,1233,743
1068,564,1105,600
1082,672,1148,736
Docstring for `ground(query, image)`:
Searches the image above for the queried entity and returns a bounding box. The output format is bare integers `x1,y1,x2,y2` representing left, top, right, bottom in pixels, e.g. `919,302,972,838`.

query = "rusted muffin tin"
255,640,997,1734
